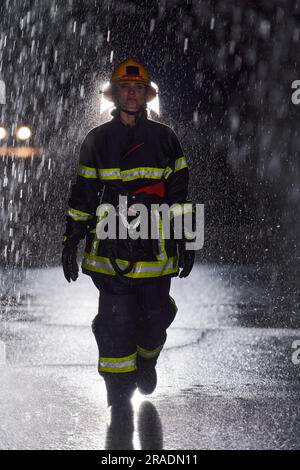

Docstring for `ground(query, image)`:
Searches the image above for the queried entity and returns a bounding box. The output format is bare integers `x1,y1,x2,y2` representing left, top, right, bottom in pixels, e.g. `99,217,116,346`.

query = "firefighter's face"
116,81,147,112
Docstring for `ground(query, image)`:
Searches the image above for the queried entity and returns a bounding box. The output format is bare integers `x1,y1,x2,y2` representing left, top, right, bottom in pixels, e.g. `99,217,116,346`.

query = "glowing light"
16,126,32,140
100,82,114,114
147,81,160,116
0,126,7,140
0,146,43,158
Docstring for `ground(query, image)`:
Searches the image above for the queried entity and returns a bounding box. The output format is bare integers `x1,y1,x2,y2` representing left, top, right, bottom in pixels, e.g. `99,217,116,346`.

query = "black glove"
62,217,88,282
178,242,195,278
62,244,79,283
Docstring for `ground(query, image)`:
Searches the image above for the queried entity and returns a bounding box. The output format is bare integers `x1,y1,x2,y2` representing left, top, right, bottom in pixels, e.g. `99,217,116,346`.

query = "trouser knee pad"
139,295,177,341
92,290,137,341
91,290,138,378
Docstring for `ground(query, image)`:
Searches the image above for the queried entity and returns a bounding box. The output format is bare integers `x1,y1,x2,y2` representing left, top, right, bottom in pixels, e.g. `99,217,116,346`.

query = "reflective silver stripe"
163,157,187,179
99,352,137,372
77,165,98,179
163,166,173,179
153,210,167,261
174,156,188,172
100,359,136,369
169,203,193,218
83,257,176,273
131,262,176,274
169,205,183,218
99,168,121,180
122,167,164,181
67,207,92,221
83,257,115,274
82,255,178,277
99,167,164,181
182,202,193,212
184,231,196,241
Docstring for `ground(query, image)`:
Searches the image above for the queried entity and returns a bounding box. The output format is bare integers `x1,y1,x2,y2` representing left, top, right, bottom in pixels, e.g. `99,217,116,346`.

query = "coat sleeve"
163,128,195,242
164,127,189,205
63,131,103,245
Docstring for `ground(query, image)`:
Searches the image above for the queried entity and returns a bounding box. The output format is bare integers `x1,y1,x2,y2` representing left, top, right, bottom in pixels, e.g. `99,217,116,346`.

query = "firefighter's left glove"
62,244,79,283
178,242,195,278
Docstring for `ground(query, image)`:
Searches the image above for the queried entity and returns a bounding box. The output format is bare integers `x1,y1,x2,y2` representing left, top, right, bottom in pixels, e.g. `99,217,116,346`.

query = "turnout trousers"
91,275,177,406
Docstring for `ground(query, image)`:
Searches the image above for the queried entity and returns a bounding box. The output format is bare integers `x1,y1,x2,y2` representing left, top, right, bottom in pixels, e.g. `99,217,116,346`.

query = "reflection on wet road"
0,263,299,449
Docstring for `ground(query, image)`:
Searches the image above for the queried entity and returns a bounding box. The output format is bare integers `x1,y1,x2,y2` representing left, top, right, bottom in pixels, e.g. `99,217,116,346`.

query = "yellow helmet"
103,57,157,103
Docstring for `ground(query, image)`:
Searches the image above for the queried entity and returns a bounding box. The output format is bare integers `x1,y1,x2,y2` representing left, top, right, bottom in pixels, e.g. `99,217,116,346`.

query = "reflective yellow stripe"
163,166,173,180
98,168,122,180
99,352,137,373
99,365,137,373
98,167,164,182
82,258,114,275
163,157,187,180
82,253,179,278
154,210,167,262
101,352,137,363
184,230,196,241
121,167,164,181
77,165,98,179
169,203,195,239
67,207,92,221
169,202,193,219
174,156,188,172
137,344,164,359
91,213,108,255
78,159,187,182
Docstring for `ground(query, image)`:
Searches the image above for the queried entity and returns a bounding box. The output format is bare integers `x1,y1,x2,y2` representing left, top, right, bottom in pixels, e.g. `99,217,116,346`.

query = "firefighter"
62,57,195,409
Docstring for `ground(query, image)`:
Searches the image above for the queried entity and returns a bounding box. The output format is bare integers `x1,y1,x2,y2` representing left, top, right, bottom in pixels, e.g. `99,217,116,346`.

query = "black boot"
103,373,137,407
136,357,157,395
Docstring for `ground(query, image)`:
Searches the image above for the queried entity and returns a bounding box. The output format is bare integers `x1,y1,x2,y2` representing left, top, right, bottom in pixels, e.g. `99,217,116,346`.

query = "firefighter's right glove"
62,218,87,282
178,242,195,278
62,244,79,283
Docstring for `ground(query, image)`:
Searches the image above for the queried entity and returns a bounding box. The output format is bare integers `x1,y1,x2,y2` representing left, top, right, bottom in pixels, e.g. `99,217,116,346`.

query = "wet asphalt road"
0,263,299,450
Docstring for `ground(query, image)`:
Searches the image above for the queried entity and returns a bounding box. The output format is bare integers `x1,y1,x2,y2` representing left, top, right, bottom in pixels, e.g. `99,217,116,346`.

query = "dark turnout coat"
63,110,191,280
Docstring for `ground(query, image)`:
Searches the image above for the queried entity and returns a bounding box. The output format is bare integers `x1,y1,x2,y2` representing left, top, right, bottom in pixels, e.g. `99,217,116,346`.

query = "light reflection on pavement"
0,263,299,449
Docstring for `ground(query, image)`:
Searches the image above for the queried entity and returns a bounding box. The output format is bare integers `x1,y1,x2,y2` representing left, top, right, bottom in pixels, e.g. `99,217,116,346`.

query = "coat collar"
111,108,148,129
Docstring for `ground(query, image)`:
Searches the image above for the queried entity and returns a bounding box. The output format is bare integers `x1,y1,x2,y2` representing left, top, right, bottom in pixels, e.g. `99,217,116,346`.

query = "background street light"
0,126,7,140
16,126,32,140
